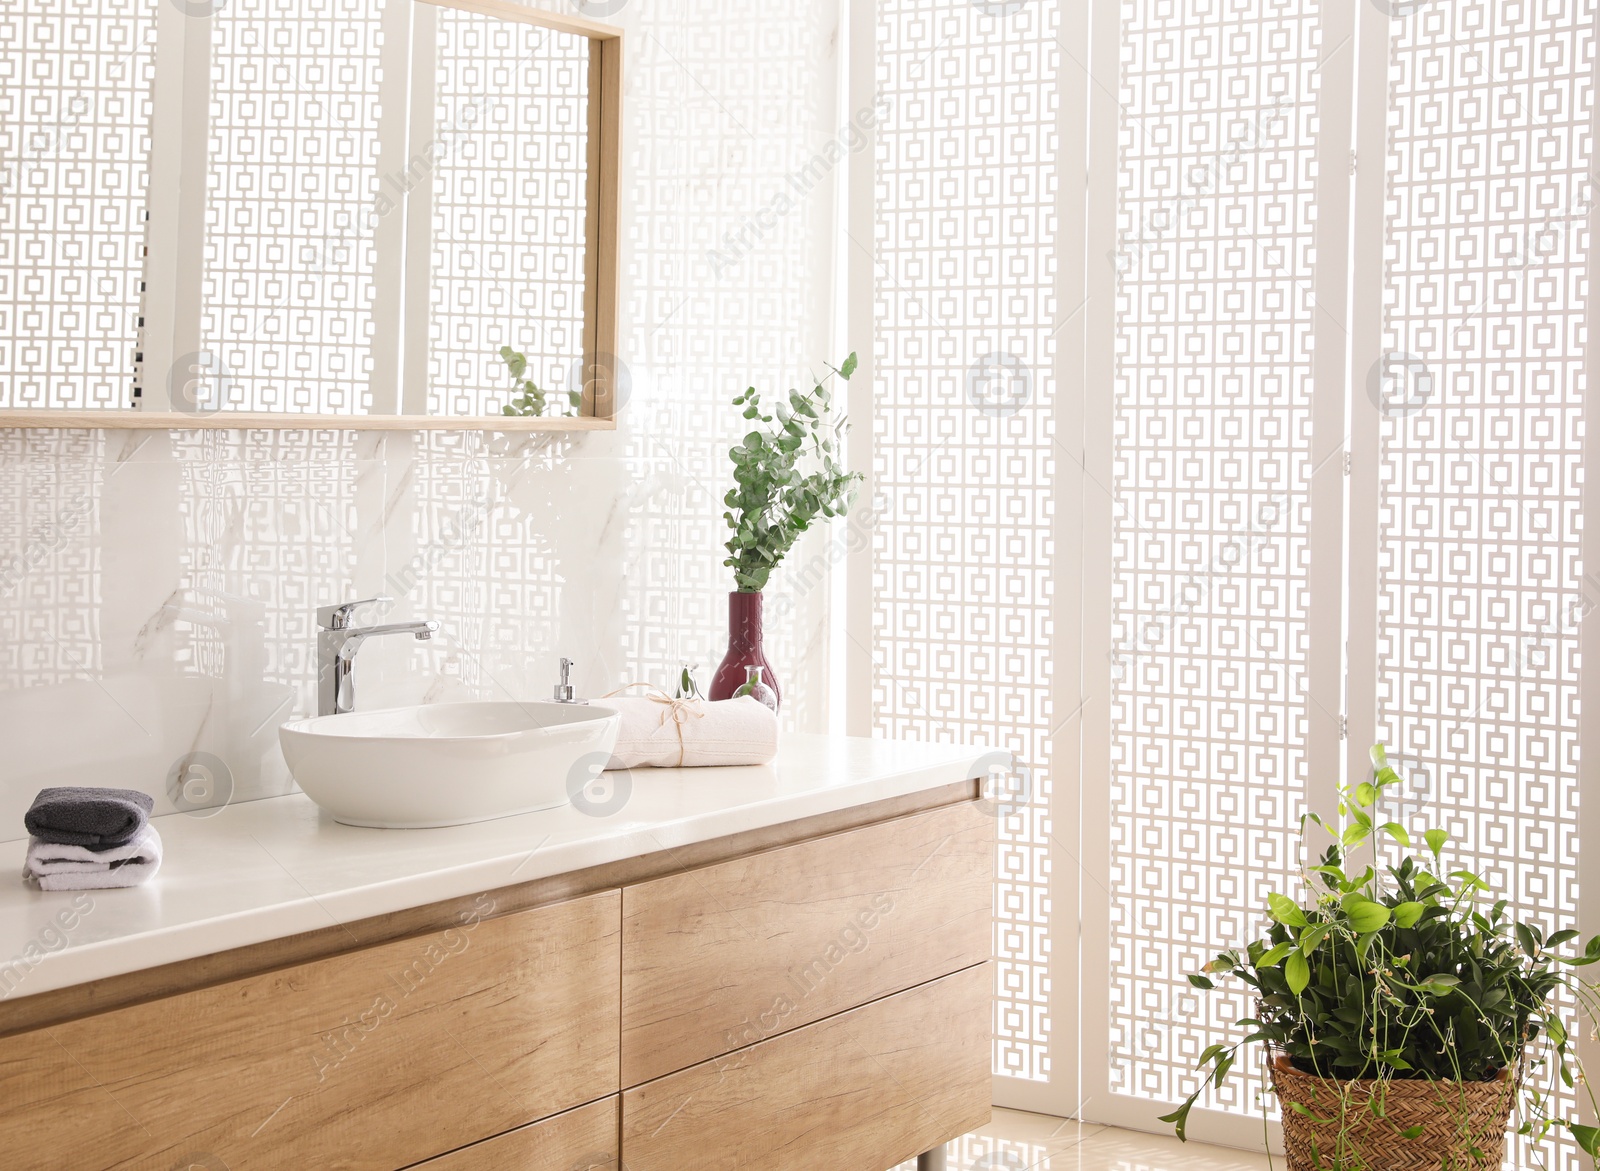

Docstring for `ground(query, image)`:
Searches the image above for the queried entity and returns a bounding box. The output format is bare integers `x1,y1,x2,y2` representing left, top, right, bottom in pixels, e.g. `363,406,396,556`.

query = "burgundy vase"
709,590,781,708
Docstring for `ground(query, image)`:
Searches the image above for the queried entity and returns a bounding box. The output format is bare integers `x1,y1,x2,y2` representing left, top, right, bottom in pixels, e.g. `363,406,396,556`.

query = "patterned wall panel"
1377,3,1593,1166
427,13,590,417
392,431,575,708
167,429,361,712
0,431,103,685
874,0,1060,1082
201,0,384,413
0,0,155,409
1109,0,1323,1113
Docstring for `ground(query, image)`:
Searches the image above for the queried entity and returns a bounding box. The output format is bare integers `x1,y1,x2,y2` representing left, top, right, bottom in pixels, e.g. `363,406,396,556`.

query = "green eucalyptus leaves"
722,353,862,594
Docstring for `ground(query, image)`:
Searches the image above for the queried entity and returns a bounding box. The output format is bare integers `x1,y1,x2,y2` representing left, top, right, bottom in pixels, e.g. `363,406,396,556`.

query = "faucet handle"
317,596,393,631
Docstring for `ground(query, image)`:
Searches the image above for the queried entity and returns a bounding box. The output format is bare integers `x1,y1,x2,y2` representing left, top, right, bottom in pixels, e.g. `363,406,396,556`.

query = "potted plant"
710,353,862,709
1163,745,1600,1170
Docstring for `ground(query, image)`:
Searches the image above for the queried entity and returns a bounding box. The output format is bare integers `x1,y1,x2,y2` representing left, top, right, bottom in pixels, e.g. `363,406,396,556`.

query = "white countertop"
0,733,1001,1003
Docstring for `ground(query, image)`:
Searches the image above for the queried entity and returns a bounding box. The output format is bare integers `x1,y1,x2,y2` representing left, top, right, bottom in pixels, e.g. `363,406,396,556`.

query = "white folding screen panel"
862,0,1078,1113
1073,0,1599,1161
1077,0,1351,1145
1354,2,1597,1167
862,0,1600,1148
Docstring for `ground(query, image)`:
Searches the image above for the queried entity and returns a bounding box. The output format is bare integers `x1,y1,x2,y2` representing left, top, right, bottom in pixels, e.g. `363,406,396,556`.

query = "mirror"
0,0,620,430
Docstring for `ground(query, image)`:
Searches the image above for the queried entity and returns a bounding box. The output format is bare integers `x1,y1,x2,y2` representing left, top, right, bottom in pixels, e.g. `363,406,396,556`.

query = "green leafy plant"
722,353,862,593
499,346,581,417
1162,745,1600,1166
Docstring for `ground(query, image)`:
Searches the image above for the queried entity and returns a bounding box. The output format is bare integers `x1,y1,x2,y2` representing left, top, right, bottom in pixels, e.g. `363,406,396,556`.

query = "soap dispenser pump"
552,657,587,704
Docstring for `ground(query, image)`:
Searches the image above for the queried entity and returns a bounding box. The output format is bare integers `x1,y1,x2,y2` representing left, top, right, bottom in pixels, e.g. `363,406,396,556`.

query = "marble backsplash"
0,423,837,833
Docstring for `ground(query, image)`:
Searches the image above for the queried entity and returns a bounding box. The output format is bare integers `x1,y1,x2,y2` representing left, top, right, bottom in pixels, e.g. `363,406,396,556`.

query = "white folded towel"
599,693,778,769
24,825,163,891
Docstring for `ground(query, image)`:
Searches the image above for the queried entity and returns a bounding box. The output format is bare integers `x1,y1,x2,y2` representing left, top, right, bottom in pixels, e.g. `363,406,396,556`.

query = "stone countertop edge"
0,733,1006,1003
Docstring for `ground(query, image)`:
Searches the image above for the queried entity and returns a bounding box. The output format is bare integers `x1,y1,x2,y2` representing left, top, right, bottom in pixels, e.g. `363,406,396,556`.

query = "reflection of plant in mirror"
499,346,582,417
723,353,862,593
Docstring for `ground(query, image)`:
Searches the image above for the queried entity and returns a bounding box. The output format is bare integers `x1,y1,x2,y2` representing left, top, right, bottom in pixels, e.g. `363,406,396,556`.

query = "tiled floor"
891,1109,1273,1170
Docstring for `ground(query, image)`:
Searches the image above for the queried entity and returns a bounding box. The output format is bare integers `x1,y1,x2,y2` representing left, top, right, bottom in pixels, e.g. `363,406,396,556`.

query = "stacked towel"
600,693,779,769
22,787,162,891
24,825,163,891
25,786,153,849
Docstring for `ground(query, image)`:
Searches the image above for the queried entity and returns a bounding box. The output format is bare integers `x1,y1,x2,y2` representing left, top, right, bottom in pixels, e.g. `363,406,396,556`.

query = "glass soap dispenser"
733,665,779,713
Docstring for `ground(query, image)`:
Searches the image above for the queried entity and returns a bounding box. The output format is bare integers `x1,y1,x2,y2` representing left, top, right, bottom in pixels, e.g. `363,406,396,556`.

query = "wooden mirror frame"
0,0,621,432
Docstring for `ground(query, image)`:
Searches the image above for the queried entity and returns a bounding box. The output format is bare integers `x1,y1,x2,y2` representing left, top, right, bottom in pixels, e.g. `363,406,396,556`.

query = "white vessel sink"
278,701,620,829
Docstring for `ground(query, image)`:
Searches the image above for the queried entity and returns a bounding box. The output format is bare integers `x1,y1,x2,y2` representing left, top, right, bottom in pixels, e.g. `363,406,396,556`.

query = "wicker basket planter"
1271,1054,1516,1171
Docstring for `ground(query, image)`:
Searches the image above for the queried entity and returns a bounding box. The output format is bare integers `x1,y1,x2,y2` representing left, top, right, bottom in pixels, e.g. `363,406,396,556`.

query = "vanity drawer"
621,797,992,1085
415,1096,618,1170
622,963,990,1171
0,890,620,1171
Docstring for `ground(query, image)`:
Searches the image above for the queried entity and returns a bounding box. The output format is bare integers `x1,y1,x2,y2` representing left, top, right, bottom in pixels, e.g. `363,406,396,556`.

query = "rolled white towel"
598,693,778,769
24,825,163,891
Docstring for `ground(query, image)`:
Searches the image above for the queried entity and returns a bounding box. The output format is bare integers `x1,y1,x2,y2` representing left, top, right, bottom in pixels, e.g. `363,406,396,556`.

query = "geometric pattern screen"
1107,0,1323,1116
873,0,1062,1084
428,12,590,418
3,0,591,417
0,0,157,410
875,0,1597,1142
1376,4,1593,1167
201,0,385,414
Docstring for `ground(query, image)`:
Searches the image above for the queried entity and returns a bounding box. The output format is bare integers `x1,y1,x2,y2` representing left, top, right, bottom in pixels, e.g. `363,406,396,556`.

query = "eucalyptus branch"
722,353,863,593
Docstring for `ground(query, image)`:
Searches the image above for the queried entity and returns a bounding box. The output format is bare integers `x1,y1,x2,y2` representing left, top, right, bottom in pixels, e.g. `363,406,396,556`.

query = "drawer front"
622,963,991,1171
0,891,620,1171
621,798,992,1085
416,1097,618,1170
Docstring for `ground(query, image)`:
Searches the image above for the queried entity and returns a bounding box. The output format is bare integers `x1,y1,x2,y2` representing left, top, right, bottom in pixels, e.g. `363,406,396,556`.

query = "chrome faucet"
317,597,439,716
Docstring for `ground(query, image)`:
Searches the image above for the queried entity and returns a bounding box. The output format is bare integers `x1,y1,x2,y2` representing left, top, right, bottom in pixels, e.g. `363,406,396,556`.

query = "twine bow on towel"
602,683,708,767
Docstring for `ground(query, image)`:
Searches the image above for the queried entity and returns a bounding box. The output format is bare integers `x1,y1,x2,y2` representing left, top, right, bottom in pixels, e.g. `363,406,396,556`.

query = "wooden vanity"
0,775,993,1170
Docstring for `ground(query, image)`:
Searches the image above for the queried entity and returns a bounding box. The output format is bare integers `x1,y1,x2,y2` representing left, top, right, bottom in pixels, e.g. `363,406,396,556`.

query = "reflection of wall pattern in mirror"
1377,5,1592,1167
168,430,360,719
1110,0,1320,1115
396,432,562,705
0,0,156,410
615,0,835,731
201,0,383,413
873,0,1060,1084
0,432,103,686
429,14,590,417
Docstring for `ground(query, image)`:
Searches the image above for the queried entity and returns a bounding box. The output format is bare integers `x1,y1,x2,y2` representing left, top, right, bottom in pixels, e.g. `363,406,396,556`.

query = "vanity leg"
917,1146,948,1171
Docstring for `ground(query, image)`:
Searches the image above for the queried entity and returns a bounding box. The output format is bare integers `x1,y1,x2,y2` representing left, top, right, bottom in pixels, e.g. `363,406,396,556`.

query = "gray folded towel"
24,786,155,850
